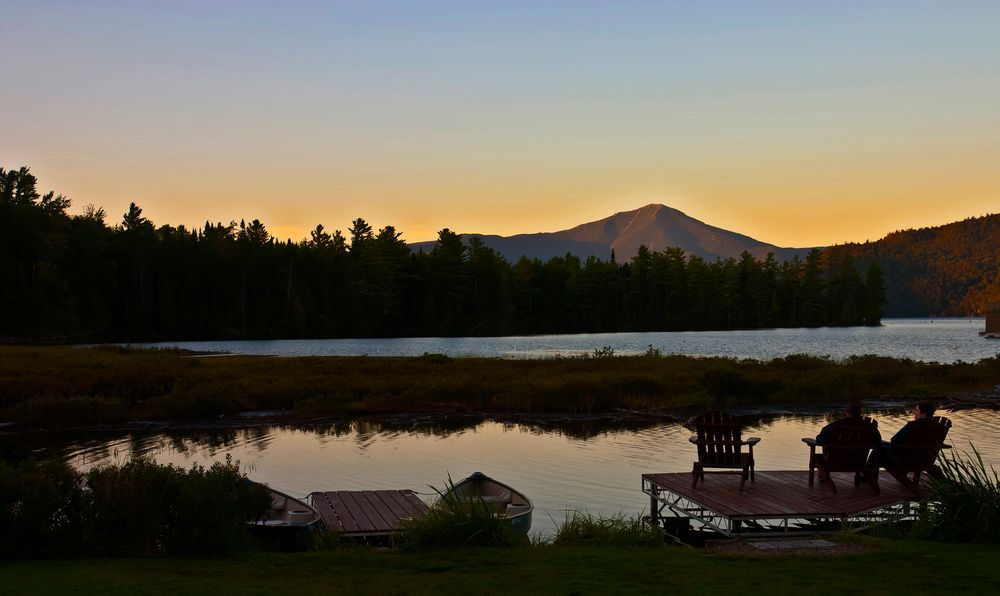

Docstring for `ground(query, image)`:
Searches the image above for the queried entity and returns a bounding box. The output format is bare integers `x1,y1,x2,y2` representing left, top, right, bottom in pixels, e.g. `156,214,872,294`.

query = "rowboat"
442,472,533,534
249,486,324,550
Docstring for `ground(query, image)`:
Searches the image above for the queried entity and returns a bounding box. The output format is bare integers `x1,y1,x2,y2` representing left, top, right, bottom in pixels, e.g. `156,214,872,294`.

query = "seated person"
816,401,879,445
879,401,939,470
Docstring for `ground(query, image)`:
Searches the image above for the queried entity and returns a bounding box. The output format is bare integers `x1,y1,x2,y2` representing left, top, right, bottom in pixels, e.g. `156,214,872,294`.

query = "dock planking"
644,470,914,518
643,470,919,536
310,490,430,537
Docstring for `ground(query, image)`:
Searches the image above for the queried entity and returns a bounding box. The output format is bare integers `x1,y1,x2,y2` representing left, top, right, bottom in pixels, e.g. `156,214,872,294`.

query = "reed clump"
552,511,663,547
915,445,1000,543
402,478,520,549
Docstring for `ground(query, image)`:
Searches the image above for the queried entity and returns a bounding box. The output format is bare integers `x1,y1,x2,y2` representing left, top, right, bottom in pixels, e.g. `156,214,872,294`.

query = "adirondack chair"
688,411,760,492
802,416,881,495
884,416,952,490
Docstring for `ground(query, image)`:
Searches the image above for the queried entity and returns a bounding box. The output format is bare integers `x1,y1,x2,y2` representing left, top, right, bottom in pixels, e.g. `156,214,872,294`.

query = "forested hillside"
0,167,883,342
829,215,1000,316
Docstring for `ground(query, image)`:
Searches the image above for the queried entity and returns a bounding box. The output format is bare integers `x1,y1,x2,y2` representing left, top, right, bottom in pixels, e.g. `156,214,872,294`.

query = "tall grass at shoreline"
916,446,1000,543
1,346,998,428
552,511,663,547
401,477,520,549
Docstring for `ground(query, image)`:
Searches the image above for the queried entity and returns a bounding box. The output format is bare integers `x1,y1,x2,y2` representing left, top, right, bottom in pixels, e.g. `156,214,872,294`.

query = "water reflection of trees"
6,416,691,461
299,414,681,440
10,402,940,466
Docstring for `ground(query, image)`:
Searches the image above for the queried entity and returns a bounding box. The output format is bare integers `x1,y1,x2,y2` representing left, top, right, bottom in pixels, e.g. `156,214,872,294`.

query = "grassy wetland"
4,347,1000,594
1,345,999,429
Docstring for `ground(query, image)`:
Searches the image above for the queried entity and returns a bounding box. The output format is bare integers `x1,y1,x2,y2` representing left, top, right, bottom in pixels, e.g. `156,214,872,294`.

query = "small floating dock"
309,490,429,538
643,471,918,538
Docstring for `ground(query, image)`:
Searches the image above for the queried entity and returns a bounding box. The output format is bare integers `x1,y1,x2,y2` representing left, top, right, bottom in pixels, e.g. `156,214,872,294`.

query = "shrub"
915,445,1000,543
0,456,269,559
0,459,84,559
592,346,616,359
166,457,272,555
83,458,180,556
552,511,662,547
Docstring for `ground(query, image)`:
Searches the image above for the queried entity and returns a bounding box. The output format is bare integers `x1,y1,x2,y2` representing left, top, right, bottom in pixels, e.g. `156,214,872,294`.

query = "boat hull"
443,472,534,535
249,485,324,550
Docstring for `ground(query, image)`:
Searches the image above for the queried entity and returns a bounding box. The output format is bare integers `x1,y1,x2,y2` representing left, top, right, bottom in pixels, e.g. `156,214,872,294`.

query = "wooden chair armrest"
744,437,761,446
802,437,817,446
688,435,699,444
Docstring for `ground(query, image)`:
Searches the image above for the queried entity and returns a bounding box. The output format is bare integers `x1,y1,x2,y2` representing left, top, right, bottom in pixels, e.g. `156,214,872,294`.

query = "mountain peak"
411,204,814,263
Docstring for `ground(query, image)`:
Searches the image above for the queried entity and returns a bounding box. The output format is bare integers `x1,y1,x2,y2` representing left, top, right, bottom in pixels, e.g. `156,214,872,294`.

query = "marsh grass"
1,347,998,428
916,445,1000,543
552,511,663,547
402,477,519,549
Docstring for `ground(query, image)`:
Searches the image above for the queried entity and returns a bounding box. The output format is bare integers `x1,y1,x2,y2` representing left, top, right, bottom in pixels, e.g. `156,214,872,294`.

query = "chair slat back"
693,411,745,467
896,416,952,468
822,418,880,468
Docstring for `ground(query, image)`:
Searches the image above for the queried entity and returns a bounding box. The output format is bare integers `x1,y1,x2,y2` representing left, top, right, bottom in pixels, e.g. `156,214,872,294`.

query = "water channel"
35,406,1000,537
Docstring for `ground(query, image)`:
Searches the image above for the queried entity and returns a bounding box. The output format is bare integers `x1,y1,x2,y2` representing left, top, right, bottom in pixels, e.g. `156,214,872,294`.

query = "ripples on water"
57,407,1000,536
128,318,999,363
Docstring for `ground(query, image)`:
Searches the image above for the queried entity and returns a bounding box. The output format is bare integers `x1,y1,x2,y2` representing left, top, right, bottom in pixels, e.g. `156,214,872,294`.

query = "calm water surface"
54,407,1000,537
131,318,997,363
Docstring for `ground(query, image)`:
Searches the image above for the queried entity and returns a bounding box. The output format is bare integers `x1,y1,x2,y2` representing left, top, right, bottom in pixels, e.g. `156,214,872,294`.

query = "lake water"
131,318,998,363
49,406,1000,538
60,319,1000,536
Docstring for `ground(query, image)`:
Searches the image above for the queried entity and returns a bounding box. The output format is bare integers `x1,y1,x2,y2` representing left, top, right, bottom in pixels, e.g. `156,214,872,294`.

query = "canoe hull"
443,472,534,535
249,485,324,550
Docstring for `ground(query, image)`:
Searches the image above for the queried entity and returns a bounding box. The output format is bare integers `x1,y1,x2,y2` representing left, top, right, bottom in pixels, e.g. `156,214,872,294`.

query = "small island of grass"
1,346,999,430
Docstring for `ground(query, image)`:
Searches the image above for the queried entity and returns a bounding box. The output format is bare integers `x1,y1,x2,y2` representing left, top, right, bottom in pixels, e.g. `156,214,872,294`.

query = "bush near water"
0,457,270,559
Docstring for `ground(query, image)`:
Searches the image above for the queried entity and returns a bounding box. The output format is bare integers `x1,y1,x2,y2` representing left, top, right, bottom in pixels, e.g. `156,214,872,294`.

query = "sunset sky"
3,1,998,247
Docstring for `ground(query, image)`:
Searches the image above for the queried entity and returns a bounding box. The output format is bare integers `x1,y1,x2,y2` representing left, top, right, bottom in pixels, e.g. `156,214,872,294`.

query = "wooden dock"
643,471,918,537
309,490,429,538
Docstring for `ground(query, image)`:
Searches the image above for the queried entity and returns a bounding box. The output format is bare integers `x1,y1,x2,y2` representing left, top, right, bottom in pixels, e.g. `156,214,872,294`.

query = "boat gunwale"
443,472,534,521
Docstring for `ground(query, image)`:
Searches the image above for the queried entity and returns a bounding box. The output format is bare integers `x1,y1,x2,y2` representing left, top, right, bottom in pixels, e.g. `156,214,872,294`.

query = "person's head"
915,401,936,419
845,401,862,418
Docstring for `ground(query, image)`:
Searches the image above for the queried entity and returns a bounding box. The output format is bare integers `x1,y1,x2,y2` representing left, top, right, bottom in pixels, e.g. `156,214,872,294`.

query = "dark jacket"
890,417,936,445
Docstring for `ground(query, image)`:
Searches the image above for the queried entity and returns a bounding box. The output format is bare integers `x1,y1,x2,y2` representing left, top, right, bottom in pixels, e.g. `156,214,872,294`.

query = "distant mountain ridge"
411,204,815,262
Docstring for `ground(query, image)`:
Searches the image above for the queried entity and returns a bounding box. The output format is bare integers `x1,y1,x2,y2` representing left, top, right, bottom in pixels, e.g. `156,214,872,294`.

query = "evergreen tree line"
0,167,885,341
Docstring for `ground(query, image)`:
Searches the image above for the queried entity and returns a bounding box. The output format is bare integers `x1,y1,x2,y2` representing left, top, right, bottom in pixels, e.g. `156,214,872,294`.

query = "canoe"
249,485,324,550
442,472,533,535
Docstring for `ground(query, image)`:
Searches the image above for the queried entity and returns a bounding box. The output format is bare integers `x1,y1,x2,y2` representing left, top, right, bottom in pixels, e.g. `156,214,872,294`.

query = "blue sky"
3,1,999,245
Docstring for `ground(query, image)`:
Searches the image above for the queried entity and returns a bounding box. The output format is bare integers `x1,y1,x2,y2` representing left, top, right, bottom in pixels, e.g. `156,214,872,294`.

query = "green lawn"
3,538,998,595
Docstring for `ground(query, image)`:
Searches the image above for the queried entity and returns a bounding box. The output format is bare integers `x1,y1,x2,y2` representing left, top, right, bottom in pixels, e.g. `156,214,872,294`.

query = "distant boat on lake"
982,305,1000,339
